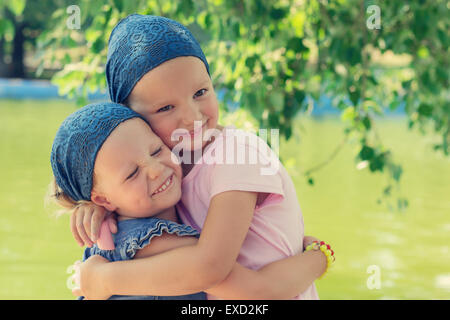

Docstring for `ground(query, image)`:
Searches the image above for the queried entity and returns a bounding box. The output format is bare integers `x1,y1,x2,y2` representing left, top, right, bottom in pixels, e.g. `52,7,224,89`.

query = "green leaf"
389,99,400,111
284,126,292,140
359,145,375,161
417,103,433,117
337,100,348,110
270,91,285,110
349,89,360,106
233,22,240,37
91,37,105,54
391,164,403,182
369,154,385,172
62,36,78,48
341,106,356,121
417,46,429,58
270,8,288,20
245,56,257,70
7,0,26,16
0,19,15,38
246,92,257,109
111,0,123,12
268,112,280,128
291,10,305,37
346,46,361,65
294,90,305,104
177,0,195,15
287,37,308,53
76,95,88,107
362,116,371,130
402,80,412,90
62,53,71,64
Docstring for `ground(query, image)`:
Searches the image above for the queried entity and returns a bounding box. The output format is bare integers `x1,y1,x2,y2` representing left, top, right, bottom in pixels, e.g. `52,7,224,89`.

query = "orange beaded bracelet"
305,241,335,279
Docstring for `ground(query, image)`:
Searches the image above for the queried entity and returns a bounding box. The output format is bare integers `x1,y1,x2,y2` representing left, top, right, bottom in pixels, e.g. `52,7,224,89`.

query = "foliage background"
39,0,450,207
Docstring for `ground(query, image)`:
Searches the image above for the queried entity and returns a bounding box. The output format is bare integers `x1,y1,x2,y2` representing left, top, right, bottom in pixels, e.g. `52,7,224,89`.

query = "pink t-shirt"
176,126,319,300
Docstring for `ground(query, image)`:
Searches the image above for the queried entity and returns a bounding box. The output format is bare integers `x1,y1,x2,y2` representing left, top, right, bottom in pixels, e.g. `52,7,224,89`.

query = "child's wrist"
98,262,114,297
305,241,335,279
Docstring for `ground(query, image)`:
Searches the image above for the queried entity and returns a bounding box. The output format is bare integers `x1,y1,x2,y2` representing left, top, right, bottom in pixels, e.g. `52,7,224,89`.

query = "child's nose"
182,102,202,125
145,160,164,180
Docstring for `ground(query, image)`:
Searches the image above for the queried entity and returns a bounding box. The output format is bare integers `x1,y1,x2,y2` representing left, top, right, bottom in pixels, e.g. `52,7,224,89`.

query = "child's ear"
91,191,117,212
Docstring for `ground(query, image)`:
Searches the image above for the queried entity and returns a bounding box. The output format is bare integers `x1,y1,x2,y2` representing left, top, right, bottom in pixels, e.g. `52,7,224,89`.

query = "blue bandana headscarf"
50,102,146,202
106,14,210,104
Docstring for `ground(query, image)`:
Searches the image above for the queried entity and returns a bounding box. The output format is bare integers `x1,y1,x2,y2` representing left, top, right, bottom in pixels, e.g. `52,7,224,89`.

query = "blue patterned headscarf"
106,14,210,104
50,102,146,202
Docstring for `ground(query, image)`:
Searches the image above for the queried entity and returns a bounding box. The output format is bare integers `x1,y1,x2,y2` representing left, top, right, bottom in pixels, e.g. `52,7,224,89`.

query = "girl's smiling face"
91,118,182,219
127,56,219,151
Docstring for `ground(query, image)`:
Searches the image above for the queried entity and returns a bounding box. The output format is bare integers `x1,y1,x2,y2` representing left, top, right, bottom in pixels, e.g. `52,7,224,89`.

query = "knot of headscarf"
106,14,210,103
50,102,146,202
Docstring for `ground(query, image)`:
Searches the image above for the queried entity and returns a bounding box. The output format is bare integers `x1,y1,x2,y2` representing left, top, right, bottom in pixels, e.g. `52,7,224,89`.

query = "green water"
0,99,449,299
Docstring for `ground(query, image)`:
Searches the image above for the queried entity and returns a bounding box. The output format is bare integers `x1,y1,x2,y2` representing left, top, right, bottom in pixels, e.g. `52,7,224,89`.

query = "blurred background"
0,0,448,299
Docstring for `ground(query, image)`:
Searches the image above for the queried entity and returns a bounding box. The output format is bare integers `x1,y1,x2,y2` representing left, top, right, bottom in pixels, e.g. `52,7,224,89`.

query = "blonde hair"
45,177,97,217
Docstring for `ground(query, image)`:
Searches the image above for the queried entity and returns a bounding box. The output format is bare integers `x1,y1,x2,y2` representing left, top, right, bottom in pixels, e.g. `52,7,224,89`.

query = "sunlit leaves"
35,0,449,209
0,19,14,38
6,0,26,16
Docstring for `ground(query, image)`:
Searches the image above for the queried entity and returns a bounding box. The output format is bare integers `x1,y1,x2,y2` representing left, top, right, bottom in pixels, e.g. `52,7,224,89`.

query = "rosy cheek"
158,132,175,149
150,123,173,142
161,129,181,148
207,99,219,117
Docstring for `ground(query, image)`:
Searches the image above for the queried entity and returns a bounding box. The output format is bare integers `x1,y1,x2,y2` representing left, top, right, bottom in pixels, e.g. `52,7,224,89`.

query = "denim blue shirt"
81,217,206,300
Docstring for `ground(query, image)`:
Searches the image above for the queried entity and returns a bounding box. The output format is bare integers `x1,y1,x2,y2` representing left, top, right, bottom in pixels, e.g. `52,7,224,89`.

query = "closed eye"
126,166,139,180
151,147,162,157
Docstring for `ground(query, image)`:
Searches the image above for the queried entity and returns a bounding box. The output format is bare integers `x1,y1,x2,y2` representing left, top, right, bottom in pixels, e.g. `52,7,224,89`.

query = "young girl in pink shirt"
71,14,334,299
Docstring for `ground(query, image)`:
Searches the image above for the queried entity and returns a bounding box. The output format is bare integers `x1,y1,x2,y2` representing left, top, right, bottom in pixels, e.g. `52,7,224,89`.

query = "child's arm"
208,236,326,299
73,191,328,299
136,233,327,299
208,250,326,299
94,190,258,296
74,228,327,300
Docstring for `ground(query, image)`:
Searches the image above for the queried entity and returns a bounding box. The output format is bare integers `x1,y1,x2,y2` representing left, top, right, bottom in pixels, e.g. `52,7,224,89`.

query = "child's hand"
303,235,320,251
71,255,112,300
70,203,117,247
